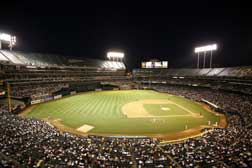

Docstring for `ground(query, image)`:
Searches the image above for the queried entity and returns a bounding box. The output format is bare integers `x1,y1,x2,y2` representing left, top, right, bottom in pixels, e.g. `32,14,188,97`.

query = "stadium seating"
0,52,9,62
0,50,128,101
1,50,252,167
0,50,23,64
1,84,252,167
0,50,127,71
133,67,252,78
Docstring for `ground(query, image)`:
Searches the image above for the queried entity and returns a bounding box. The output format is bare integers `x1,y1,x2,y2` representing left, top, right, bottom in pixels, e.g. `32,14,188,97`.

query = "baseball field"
23,90,225,140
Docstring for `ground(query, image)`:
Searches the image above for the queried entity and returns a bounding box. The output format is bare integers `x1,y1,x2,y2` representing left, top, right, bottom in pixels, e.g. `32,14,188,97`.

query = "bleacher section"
0,50,69,66
133,67,252,78
0,50,126,70
0,52,9,62
0,50,24,64
133,67,252,95
69,58,126,70
102,61,126,70
0,50,128,100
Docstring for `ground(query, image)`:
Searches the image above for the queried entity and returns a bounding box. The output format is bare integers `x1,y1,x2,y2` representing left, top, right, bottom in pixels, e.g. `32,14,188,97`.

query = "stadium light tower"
0,32,16,51
107,51,125,62
194,44,217,68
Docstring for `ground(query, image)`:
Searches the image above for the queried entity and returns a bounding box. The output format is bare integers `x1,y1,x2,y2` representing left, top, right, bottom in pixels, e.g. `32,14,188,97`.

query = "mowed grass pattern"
27,90,220,135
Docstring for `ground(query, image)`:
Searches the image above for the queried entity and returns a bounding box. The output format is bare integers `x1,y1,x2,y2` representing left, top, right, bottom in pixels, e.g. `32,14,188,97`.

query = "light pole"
203,51,206,68
107,51,125,69
210,50,213,68
197,52,200,69
0,33,16,51
194,44,217,69
107,51,124,62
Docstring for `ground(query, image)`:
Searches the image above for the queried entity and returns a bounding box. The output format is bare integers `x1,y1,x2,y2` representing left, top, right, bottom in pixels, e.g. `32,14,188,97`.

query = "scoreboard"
141,61,168,69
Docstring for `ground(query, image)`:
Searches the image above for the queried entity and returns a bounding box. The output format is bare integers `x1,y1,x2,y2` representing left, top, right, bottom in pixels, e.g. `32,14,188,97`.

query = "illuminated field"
24,90,222,139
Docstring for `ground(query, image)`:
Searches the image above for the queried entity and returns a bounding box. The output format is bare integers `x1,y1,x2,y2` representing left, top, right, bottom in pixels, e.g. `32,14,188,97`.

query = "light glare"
0,33,11,42
195,44,217,53
107,52,125,59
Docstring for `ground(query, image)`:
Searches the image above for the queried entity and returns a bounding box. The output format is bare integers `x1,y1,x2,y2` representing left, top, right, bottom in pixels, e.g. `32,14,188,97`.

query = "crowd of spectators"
11,83,69,100
0,85,252,167
154,85,252,126
162,125,252,167
154,85,252,167
0,109,175,167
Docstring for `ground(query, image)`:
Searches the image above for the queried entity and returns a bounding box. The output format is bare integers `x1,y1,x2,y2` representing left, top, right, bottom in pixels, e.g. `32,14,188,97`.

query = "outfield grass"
26,90,220,135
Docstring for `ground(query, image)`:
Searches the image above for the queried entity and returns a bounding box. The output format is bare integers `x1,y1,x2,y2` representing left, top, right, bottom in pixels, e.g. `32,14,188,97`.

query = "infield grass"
144,104,189,116
25,90,220,135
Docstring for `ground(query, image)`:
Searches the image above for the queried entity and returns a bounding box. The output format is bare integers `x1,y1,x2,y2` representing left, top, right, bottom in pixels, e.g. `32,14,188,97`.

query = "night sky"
1,1,252,70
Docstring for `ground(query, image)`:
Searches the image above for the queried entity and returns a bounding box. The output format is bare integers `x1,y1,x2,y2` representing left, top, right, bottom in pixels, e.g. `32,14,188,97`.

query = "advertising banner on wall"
31,99,42,105
44,96,53,102
70,91,77,95
54,95,62,100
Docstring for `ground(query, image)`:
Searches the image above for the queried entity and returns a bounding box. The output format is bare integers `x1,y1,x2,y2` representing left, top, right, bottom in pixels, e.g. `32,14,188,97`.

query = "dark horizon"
1,1,252,70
